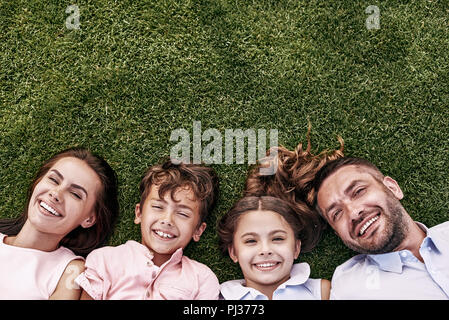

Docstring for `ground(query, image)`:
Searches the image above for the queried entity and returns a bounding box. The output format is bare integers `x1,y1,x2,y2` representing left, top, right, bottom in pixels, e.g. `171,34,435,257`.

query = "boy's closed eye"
149,199,165,209
177,211,190,218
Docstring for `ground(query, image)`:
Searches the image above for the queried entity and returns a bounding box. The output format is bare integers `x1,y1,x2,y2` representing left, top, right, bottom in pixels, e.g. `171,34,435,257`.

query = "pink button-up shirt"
75,240,219,300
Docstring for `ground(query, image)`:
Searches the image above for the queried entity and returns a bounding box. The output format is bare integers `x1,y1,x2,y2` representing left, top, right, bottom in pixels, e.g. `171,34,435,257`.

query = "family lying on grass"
1,137,448,300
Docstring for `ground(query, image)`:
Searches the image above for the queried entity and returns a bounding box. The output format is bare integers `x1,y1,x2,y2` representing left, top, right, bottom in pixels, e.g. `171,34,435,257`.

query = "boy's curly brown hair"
139,159,219,225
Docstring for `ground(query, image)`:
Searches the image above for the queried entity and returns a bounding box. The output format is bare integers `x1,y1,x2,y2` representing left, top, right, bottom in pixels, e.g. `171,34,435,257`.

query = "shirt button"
400,252,407,258
147,261,152,267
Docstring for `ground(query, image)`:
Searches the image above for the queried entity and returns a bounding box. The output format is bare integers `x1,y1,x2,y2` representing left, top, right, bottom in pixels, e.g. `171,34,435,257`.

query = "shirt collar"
220,279,258,300
276,263,310,289
367,252,404,273
419,222,446,254
220,263,311,300
127,240,184,265
367,221,434,273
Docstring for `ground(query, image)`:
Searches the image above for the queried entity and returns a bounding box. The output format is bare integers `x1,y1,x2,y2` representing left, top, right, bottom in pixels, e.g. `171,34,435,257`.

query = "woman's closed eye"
71,191,82,200
48,176,59,184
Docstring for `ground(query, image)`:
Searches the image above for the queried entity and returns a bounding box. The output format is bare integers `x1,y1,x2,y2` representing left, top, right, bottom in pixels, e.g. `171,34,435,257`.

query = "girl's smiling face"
27,157,101,238
228,210,301,297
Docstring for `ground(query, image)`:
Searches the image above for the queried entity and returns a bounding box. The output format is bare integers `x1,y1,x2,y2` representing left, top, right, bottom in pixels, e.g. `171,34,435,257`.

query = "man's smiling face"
316,165,409,254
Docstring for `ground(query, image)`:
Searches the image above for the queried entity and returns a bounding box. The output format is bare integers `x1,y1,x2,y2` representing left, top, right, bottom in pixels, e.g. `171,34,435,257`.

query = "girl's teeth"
256,263,276,268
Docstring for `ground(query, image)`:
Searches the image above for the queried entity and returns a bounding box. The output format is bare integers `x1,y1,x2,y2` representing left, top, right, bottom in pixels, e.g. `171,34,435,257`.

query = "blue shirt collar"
420,222,446,254
366,221,441,273
367,252,404,273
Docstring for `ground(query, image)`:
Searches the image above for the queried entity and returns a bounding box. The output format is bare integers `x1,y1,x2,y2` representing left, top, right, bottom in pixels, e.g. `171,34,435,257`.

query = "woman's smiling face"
229,210,301,295
27,157,101,237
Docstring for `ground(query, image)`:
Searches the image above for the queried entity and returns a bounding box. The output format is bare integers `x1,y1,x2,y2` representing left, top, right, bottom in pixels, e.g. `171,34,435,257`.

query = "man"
312,157,449,299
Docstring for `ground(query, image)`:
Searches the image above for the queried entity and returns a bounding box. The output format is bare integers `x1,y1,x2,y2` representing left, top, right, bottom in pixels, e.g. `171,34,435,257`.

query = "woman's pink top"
75,240,220,300
0,233,83,299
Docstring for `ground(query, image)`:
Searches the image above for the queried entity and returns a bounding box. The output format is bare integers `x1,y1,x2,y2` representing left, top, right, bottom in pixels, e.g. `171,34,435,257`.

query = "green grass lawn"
1,0,448,283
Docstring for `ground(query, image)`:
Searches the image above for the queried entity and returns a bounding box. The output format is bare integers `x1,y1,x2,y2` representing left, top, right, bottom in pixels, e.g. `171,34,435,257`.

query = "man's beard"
344,195,409,255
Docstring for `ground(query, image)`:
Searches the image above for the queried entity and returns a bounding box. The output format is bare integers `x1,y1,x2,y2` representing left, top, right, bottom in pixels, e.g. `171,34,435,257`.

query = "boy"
76,159,220,299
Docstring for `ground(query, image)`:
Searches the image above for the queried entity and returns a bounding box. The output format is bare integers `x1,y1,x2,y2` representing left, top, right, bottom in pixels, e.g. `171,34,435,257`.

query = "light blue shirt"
330,221,449,300
220,263,322,300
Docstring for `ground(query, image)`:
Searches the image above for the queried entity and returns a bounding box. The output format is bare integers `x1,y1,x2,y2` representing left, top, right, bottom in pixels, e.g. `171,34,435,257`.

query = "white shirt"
220,263,322,300
330,221,449,300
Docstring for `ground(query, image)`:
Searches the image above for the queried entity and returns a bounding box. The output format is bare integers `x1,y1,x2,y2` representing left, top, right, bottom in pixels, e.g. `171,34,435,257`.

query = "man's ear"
81,213,96,228
382,176,404,200
192,222,207,242
134,203,142,225
228,245,238,263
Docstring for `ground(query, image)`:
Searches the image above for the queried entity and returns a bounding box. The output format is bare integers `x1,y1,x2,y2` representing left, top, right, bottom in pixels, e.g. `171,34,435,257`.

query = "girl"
242,125,345,255
218,195,330,300
0,147,119,299
218,125,344,300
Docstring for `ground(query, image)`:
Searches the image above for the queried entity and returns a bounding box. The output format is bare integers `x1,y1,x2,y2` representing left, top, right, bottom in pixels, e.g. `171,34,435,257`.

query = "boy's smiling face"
135,184,206,266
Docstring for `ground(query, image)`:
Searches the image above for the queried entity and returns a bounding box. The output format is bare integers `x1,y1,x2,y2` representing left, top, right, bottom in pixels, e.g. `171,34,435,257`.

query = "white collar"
220,262,311,300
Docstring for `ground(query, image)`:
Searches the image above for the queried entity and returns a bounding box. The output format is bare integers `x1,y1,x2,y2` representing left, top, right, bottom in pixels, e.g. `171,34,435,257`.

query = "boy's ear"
192,222,207,242
228,245,238,263
134,203,142,225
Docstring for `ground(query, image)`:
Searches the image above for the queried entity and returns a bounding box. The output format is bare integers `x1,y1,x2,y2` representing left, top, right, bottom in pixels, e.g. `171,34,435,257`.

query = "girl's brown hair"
0,147,119,257
218,196,314,253
243,125,345,250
